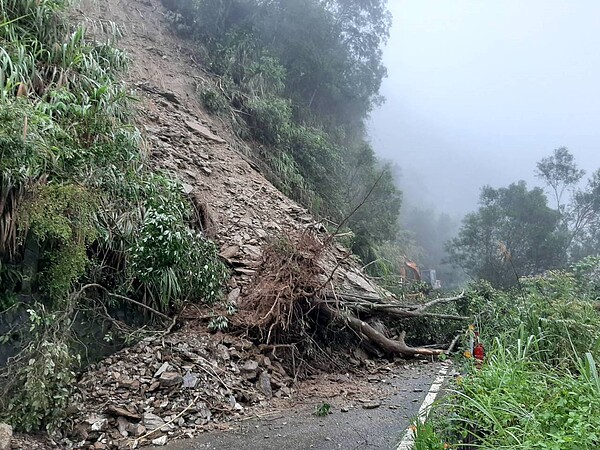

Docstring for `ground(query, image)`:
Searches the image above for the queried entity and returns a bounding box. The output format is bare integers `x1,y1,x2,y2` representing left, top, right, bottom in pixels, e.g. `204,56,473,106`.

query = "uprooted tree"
238,230,468,372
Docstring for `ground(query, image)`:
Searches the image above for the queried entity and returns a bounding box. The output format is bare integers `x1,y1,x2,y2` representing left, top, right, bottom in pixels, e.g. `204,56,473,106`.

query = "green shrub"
2,307,78,432
200,86,229,114
466,272,600,366
129,176,228,311
245,96,293,145
418,268,600,450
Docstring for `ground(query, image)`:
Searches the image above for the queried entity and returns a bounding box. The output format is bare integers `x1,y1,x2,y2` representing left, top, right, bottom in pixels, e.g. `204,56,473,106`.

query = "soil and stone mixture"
10,0,432,448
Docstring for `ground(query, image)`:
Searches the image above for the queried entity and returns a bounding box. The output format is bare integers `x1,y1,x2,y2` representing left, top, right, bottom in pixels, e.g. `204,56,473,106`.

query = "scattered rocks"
361,400,381,410
159,371,183,387
256,371,273,399
106,405,141,421
154,362,170,378
151,436,168,446
241,360,259,380
182,372,199,388
142,413,165,431
67,330,294,448
184,119,226,143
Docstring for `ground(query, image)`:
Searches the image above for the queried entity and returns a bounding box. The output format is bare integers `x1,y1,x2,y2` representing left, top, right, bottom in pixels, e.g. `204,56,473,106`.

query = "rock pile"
67,328,293,449
137,90,387,302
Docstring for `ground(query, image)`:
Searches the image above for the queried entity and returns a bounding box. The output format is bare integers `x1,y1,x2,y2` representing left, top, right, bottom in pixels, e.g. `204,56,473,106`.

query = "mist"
369,0,600,217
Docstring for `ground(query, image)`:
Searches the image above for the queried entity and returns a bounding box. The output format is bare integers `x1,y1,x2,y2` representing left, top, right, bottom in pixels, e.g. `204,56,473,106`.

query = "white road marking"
396,363,450,450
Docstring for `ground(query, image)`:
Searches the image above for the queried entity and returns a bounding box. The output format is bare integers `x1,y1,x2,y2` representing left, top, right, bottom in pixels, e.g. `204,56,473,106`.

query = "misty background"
369,0,600,218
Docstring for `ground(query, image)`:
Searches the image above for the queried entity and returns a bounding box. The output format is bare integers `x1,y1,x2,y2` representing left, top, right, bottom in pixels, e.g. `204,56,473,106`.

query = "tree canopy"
448,148,600,288
446,181,565,288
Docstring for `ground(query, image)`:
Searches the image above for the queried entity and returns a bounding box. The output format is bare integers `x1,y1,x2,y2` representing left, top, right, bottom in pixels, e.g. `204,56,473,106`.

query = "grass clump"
414,259,600,449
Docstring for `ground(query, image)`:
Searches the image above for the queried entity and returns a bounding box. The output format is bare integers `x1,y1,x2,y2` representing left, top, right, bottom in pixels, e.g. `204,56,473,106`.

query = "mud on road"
160,361,443,450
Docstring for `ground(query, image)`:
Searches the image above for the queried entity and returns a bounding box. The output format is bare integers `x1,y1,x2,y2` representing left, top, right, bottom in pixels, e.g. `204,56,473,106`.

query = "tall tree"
536,147,585,213
536,149,600,253
569,169,600,257
446,181,565,288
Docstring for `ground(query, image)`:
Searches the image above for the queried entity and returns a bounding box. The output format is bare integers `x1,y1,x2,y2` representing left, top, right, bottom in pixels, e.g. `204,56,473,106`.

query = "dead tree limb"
403,291,466,312
318,303,447,357
319,290,470,321
72,283,172,322
446,334,462,354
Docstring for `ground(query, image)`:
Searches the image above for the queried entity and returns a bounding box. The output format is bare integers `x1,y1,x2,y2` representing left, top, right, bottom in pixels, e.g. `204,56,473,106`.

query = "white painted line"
396,364,450,450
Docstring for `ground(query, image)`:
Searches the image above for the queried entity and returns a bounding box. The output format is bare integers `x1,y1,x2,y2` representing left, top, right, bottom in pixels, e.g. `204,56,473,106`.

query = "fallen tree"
238,230,469,364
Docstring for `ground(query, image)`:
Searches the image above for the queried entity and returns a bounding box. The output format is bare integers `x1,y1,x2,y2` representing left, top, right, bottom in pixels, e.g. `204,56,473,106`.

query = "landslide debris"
64,327,295,449
47,1,467,448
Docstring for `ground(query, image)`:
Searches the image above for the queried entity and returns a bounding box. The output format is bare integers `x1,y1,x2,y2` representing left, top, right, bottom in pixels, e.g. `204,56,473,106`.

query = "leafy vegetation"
447,148,600,288
0,0,227,431
161,0,403,268
447,181,565,288
314,402,332,417
414,258,600,449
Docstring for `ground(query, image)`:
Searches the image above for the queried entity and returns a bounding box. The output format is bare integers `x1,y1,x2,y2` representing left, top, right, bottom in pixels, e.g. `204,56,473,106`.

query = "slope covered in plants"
0,0,227,431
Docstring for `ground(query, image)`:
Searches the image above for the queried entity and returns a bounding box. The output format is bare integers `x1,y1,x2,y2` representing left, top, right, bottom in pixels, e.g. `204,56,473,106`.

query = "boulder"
256,371,273,399
142,413,165,431
241,360,259,380
159,371,183,387
0,423,12,450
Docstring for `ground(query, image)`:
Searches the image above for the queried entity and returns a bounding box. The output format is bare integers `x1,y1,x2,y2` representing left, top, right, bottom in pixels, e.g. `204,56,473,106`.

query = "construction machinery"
400,260,441,289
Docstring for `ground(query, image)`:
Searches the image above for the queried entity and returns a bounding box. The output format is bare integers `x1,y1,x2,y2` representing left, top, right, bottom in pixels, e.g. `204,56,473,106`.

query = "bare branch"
72,283,173,322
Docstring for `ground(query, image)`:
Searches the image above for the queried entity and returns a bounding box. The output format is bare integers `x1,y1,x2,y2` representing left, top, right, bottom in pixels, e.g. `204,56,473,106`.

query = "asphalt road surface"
160,362,444,450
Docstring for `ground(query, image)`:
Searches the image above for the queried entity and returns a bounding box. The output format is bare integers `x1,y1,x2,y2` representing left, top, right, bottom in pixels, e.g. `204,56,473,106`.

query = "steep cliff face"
48,2,398,447
77,0,384,298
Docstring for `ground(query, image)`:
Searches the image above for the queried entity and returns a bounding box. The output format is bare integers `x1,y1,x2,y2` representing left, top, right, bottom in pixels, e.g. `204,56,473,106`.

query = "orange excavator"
399,261,421,282
400,260,442,289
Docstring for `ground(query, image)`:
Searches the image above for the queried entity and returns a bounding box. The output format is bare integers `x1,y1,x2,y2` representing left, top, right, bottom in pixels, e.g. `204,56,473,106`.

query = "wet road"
160,362,444,450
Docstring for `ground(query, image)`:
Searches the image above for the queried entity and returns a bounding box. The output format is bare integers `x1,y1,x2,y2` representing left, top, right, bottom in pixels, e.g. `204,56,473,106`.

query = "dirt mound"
64,325,294,448
63,322,408,449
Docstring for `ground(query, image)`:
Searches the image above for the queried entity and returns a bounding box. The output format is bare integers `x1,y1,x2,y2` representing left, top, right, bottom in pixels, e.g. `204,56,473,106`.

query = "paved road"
161,362,443,450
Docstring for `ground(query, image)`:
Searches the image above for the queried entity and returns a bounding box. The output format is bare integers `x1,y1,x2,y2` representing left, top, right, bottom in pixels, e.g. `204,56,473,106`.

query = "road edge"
396,362,450,450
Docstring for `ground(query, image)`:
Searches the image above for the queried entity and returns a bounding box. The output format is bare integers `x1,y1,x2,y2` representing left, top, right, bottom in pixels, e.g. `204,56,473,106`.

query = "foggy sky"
369,0,600,216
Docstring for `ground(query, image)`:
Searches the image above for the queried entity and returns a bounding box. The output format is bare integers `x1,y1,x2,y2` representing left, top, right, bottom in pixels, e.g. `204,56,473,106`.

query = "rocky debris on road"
9,433,58,450
65,327,294,449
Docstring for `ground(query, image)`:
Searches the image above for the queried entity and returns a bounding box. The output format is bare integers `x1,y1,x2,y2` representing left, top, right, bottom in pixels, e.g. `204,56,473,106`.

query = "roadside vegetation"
413,257,600,449
0,0,227,431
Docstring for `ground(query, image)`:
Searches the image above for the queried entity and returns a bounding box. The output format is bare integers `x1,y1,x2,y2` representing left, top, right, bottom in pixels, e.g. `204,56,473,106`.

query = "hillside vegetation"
160,0,403,269
0,0,227,430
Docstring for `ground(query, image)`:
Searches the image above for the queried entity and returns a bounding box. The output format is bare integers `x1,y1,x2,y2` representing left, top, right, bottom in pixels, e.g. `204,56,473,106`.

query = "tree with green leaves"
569,169,600,258
446,181,566,288
536,148,600,256
536,147,585,213
161,0,400,268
